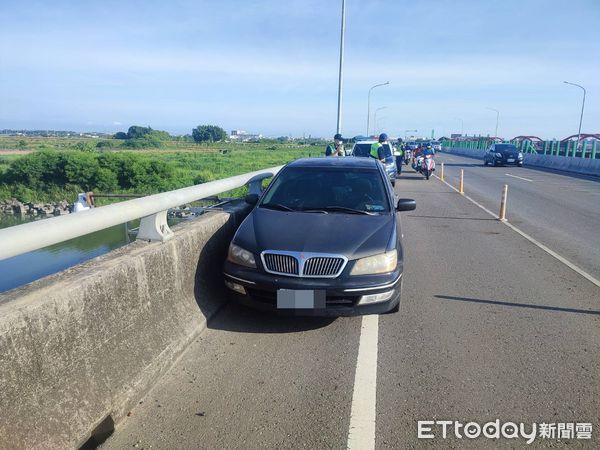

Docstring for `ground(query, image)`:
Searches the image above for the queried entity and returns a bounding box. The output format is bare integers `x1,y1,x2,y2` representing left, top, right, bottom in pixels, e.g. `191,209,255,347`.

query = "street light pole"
456,117,464,135
367,81,389,136
374,107,387,134
563,81,586,150
335,0,346,135
486,107,500,139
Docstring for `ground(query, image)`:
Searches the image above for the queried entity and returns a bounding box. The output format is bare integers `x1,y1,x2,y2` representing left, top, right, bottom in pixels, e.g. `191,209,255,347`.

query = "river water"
0,214,182,293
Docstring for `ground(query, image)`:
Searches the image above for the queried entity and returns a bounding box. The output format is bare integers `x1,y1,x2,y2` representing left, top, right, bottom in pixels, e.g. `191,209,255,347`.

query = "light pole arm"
564,81,586,147
366,81,389,136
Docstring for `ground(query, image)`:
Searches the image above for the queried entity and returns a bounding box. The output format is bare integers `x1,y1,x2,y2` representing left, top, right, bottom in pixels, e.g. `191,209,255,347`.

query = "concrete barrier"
0,201,251,449
443,147,600,176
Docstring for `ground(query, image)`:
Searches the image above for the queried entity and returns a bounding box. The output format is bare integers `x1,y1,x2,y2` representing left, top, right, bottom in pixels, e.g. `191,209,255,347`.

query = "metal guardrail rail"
0,166,282,261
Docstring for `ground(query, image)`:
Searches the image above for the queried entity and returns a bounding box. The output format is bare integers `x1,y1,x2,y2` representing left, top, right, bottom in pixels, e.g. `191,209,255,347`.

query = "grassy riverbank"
0,137,326,204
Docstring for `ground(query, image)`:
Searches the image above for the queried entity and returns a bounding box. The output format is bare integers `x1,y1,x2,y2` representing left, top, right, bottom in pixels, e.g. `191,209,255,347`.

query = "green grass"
0,137,326,203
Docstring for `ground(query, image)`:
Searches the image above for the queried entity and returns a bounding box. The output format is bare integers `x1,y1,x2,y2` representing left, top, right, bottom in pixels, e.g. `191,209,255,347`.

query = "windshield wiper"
300,208,329,214
260,203,296,212
320,206,376,215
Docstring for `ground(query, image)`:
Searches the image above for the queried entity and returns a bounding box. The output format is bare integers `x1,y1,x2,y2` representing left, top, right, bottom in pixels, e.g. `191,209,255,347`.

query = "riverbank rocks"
0,199,71,217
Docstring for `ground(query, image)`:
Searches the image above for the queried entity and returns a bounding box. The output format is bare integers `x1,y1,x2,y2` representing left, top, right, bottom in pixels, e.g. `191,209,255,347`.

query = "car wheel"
517,163,523,167
391,180,396,187
484,160,488,166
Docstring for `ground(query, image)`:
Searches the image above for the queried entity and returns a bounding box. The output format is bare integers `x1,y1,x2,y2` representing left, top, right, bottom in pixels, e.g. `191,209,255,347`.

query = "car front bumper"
494,158,523,165
223,261,402,316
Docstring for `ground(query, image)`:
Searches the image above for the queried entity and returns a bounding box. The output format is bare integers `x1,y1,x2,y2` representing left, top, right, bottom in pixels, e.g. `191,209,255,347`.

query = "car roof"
287,157,378,169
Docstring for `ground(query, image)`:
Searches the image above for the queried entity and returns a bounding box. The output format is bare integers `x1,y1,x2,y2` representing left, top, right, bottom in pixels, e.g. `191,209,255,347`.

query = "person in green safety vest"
370,133,388,162
394,139,404,175
325,133,345,157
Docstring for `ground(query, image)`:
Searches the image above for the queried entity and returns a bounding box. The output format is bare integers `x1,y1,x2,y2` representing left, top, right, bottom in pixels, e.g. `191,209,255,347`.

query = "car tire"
391,180,396,187
484,160,488,166
517,163,523,167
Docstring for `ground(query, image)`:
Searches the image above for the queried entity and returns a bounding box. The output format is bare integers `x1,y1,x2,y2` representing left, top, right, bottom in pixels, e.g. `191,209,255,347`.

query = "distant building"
230,130,262,141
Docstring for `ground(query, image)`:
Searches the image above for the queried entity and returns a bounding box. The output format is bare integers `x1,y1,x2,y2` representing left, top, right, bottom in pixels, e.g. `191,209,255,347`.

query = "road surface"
102,163,600,449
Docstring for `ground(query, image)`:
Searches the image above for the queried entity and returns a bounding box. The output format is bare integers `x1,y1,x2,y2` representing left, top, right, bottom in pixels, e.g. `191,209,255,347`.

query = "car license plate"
507,158,515,162
277,289,325,309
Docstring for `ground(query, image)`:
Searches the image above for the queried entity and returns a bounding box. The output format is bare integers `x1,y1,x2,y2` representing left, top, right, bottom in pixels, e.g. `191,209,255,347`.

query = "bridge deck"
102,160,600,449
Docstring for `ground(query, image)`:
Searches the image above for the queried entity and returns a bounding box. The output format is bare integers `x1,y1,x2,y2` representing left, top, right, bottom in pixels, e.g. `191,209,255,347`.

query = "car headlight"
227,244,256,268
518,152,523,158
350,251,397,275
495,153,503,157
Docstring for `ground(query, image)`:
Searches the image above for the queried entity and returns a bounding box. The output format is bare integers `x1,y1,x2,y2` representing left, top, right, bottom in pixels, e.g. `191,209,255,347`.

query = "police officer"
370,133,388,162
325,133,345,157
394,139,404,175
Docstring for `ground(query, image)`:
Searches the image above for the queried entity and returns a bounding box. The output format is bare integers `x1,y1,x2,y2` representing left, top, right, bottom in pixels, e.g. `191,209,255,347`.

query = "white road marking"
433,174,600,288
347,314,379,450
506,173,533,182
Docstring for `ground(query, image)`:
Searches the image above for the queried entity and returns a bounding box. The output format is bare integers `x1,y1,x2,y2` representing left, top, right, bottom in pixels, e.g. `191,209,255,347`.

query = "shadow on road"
435,294,600,316
207,301,336,334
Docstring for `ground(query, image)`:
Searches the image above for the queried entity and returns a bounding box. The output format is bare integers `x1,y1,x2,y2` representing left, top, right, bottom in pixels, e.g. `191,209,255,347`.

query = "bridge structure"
0,153,599,449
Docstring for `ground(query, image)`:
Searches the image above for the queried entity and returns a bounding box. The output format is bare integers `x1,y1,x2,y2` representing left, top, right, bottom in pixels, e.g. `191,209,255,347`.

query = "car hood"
234,208,395,260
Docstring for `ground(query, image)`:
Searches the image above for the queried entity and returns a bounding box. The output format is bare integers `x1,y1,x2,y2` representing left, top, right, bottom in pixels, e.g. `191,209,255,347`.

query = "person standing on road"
394,140,404,175
370,133,388,163
325,133,345,157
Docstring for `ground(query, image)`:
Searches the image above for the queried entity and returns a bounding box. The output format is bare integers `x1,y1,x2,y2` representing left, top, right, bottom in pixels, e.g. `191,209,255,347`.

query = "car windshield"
495,144,518,153
352,143,373,157
260,166,390,213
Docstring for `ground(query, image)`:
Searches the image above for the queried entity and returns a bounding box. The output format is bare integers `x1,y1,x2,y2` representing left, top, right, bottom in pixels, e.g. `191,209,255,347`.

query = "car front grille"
303,257,345,277
261,251,347,278
262,253,299,275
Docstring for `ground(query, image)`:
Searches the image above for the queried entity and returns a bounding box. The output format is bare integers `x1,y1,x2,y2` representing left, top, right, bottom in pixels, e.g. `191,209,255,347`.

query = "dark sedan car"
223,157,416,316
484,143,523,166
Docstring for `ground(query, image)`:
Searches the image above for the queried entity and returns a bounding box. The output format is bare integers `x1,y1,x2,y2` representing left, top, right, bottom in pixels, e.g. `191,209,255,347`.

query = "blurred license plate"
277,289,326,309
507,158,515,162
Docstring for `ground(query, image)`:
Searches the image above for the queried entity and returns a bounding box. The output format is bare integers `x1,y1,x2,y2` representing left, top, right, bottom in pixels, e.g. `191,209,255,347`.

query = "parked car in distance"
223,157,416,316
351,140,397,186
484,143,523,166
431,141,442,152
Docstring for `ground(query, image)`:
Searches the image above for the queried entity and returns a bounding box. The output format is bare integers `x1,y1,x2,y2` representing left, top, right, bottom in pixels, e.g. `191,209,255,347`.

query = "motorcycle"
412,154,423,172
421,154,436,180
404,149,412,165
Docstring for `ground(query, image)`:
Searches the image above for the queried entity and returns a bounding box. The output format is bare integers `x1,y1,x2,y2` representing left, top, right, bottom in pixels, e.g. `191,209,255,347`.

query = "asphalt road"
432,152,600,280
102,164,600,449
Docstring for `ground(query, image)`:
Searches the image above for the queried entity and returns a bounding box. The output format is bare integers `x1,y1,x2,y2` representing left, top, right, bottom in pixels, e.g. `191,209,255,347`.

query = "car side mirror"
396,198,416,212
245,193,259,205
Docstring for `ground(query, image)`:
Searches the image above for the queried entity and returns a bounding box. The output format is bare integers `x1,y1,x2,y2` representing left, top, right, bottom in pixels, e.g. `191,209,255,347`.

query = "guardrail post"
592,141,597,159
566,140,572,157
543,141,548,155
498,184,508,221
581,141,587,158
137,210,173,242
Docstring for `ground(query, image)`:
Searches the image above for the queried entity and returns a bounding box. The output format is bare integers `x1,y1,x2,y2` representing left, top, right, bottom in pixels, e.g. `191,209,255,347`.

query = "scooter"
413,154,424,172
421,154,436,180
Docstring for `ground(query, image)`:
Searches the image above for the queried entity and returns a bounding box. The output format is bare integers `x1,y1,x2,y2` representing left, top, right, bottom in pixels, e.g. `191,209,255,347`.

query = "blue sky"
0,0,598,139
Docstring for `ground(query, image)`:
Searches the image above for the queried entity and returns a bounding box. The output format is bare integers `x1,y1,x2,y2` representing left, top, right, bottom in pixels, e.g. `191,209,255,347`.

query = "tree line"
113,125,228,145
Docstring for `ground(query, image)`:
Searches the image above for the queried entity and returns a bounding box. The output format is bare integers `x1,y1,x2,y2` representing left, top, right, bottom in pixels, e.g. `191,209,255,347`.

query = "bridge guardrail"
441,139,598,159
0,166,282,261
